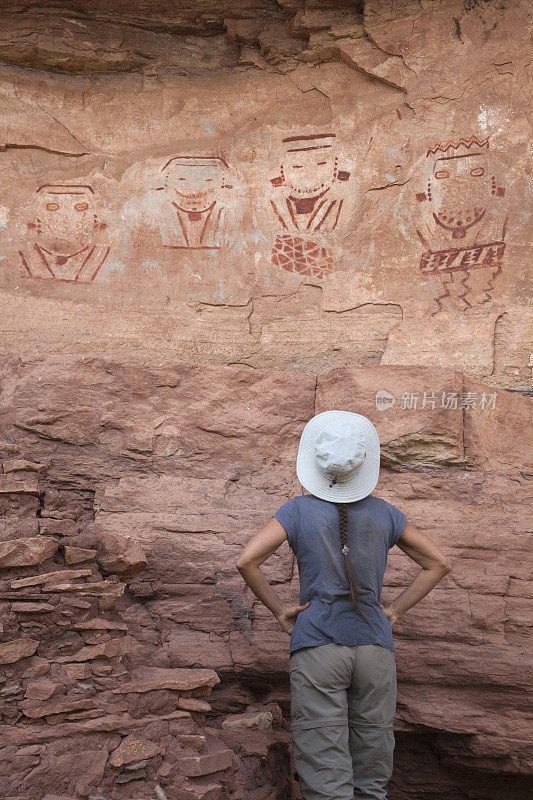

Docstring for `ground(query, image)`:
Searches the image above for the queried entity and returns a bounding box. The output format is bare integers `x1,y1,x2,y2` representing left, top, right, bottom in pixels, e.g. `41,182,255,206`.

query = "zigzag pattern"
426,135,490,157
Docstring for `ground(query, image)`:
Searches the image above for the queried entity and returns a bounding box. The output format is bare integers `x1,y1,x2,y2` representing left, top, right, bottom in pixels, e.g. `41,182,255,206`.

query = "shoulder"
363,496,407,527
366,495,401,514
300,493,323,506
298,494,334,514
272,495,301,525
274,495,301,512
272,495,304,548
275,494,323,509
368,496,407,547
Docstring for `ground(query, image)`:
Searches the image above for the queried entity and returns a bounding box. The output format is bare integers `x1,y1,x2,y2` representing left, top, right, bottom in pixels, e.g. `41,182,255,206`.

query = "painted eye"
291,165,303,169
46,202,59,211
74,202,89,211
434,170,449,179
205,179,213,183
317,161,327,166
470,167,485,177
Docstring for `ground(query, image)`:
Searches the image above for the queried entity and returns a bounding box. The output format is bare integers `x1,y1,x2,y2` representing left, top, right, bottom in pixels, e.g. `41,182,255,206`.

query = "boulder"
108,735,161,767
0,638,39,664
0,538,59,568
112,667,220,695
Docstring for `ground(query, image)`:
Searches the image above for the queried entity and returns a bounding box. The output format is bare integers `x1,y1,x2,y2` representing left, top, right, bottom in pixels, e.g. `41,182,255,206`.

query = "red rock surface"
0,537,59,568
0,354,530,799
0,0,531,798
0,1,530,390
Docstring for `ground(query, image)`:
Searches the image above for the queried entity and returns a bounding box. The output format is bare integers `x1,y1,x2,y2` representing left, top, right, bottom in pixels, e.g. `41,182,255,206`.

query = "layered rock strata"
0,355,531,799
0,0,531,389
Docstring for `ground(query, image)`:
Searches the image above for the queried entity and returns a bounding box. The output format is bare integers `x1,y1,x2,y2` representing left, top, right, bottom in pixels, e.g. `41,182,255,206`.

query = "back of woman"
274,493,406,657
236,410,452,800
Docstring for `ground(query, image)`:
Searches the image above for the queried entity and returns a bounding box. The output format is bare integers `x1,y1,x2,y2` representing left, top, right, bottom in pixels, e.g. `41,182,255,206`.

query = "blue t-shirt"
273,493,407,654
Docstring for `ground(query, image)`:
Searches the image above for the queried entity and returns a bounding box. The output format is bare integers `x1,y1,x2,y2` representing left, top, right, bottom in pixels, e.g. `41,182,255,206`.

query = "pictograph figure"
158,156,232,250
414,136,508,313
19,184,109,282
269,133,350,279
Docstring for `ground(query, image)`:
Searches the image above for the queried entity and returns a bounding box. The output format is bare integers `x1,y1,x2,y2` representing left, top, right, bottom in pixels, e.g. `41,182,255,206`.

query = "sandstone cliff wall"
0,1,531,799
0,0,531,388
0,357,531,799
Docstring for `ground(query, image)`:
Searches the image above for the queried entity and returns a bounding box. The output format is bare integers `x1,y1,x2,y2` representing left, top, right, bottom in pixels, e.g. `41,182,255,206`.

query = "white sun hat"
296,410,380,503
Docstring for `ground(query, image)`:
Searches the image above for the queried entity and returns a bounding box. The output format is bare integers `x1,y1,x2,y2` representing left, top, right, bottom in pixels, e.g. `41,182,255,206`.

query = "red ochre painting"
19,184,110,282
415,135,508,313
269,133,350,279
158,156,232,250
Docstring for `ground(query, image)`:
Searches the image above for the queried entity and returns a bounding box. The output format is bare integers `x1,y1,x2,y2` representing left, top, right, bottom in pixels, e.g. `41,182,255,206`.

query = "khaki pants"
289,643,397,800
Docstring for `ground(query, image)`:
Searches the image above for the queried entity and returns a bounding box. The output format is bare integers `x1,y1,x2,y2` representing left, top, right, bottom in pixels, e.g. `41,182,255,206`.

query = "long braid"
337,503,369,621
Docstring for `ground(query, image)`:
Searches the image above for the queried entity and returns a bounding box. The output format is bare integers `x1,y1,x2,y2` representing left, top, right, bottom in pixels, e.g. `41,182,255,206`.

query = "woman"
236,410,452,800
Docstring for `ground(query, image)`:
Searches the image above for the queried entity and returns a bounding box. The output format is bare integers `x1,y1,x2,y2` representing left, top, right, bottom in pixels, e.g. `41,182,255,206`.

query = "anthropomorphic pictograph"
158,156,232,250
415,136,508,313
19,184,110,282
269,133,350,279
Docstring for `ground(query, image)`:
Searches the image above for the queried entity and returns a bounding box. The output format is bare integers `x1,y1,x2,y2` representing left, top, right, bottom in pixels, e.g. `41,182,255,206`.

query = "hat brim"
296,410,380,503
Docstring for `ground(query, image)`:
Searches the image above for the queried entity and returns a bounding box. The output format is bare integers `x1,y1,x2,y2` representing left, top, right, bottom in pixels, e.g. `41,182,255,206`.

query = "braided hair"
336,500,369,621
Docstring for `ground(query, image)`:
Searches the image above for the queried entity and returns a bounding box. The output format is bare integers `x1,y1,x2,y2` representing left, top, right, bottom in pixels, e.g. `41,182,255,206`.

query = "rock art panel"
414,135,508,314
268,132,351,279
18,183,110,282
0,0,529,391
157,155,234,250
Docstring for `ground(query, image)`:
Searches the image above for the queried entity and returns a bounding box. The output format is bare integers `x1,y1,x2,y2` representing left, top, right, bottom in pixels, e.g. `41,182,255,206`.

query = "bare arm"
382,520,452,626
235,517,310,635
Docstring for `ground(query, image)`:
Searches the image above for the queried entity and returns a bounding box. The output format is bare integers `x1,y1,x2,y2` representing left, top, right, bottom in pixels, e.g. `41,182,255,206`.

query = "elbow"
427,555,451,574
236,558,261,574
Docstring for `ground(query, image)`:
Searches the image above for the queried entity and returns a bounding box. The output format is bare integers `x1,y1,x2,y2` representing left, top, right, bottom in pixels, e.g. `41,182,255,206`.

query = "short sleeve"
388,504,407,549
273,496,300,551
